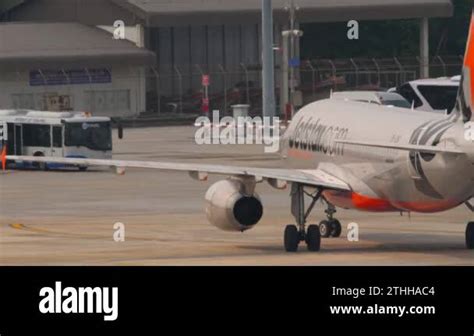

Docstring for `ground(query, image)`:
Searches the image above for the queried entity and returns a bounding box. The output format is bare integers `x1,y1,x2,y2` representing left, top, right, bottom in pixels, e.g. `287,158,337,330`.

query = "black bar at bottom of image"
0,267,472,335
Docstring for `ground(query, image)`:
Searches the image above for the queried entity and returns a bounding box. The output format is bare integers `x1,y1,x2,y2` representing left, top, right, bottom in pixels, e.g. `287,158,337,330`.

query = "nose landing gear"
320,204,342,238
463,202,474,250
466,222,474,250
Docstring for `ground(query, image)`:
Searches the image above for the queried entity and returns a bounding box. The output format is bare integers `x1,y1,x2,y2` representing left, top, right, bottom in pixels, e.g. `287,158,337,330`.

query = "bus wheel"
33,153,48,171
39,162,49,171
79,166,88,172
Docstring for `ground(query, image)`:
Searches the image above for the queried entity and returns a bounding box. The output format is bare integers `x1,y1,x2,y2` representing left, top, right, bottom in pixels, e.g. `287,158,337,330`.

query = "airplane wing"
5,155,351,192
336,140,464,154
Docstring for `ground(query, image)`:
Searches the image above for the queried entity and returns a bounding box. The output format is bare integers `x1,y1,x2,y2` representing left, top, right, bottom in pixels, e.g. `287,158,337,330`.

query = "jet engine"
205,179,263,232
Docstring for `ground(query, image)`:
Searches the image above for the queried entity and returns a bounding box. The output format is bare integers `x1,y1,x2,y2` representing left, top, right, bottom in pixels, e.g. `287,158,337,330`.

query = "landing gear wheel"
466,222,474,250
306,225,321,252
285,184,325,252
319,220,332,238
284,225,300,252
331,220,342,238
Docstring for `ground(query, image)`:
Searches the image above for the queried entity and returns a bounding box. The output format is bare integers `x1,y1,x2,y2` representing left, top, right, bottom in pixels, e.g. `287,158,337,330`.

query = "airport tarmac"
1,126,474,266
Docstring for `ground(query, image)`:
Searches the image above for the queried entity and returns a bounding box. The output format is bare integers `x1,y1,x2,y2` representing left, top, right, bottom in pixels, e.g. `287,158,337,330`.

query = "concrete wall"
0,66,146,118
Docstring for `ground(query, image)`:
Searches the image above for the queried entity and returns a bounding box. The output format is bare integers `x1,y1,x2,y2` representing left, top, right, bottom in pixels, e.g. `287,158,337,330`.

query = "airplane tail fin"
454,10,474,122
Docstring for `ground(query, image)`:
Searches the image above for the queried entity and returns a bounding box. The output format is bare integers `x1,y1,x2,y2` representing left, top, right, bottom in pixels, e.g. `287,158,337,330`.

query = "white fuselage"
281,99,474,213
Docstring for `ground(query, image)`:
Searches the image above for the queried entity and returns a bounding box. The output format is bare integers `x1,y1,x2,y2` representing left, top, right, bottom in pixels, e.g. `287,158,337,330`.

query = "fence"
146,55,463,117
1,56,463,118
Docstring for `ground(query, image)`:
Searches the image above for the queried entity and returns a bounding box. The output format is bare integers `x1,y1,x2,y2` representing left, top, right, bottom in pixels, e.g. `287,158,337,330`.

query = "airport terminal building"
0,22,154,117
0,0,454,118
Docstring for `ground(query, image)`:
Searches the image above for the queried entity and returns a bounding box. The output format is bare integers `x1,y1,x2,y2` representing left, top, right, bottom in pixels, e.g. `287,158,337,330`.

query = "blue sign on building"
29,68,112,86
289,58,301,68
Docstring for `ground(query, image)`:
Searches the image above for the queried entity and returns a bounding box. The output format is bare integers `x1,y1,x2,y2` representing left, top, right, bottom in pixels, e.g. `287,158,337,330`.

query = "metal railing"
146,56,462,116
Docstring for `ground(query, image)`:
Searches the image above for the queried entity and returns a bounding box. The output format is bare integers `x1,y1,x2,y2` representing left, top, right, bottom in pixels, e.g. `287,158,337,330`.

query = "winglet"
1,145,6,171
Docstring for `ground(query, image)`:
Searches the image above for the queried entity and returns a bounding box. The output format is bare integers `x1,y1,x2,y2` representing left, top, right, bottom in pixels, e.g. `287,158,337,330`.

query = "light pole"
282,0,303,120
262,0,276,121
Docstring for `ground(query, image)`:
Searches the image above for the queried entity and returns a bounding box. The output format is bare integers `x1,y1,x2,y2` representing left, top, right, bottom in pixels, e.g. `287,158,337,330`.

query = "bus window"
417,85,458,112
53,126,62,148
397,84,422,108
7,124,14,154
65,122,112,151
22,124,51,147
382,99,412,109
14,125,22,155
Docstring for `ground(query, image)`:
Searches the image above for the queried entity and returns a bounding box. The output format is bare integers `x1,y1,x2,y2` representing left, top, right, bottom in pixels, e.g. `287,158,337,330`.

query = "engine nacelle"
205,179,263,232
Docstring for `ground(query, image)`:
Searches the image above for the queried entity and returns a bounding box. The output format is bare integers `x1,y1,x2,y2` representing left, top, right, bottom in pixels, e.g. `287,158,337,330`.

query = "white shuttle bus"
390,76,460,114
0,110,116,171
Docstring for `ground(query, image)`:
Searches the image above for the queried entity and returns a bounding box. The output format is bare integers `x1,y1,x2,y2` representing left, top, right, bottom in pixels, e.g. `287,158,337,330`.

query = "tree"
301,0,471,60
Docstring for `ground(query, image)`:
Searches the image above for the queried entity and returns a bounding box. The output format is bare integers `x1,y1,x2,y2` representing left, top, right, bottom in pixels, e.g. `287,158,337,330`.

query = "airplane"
3,12,474,253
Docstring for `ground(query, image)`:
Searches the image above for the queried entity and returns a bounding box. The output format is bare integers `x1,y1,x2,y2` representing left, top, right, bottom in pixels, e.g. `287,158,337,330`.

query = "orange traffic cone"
1,144,6,171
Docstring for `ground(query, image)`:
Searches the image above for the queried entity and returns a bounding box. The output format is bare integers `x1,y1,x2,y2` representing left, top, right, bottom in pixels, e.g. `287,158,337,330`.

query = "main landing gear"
284,184,342,252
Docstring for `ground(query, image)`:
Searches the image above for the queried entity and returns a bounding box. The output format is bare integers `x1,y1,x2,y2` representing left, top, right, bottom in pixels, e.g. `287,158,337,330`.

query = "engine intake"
205,179,263,232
